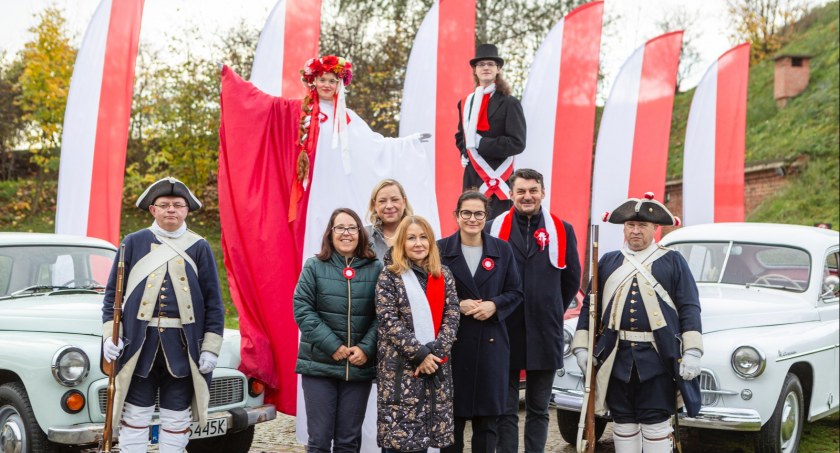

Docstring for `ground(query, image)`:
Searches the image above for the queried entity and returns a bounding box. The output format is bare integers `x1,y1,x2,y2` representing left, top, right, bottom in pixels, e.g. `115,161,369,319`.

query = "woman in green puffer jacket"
293,207,383,452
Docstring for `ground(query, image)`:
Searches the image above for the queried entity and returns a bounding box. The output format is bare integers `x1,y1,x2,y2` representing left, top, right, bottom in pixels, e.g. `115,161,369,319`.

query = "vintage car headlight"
51,347,90,386
563,328,573,357
730,346,766,379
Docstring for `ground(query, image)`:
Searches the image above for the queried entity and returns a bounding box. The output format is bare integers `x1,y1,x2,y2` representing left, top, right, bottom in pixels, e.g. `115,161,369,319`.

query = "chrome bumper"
47,404,277,445
552,388,762,431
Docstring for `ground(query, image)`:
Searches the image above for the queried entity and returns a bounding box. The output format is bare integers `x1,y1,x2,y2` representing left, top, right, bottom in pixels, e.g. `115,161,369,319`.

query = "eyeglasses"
458,210,487,220
153,203,188,210
475,61,497,68
332,226,360,235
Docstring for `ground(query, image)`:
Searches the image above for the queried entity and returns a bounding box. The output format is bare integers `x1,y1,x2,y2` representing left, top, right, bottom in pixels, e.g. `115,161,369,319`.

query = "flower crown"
301,55,353,86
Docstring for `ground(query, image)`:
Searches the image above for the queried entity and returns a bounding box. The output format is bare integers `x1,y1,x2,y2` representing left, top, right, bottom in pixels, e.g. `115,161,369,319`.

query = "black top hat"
602,192,681,226
136,176,203,211
470,44,505,68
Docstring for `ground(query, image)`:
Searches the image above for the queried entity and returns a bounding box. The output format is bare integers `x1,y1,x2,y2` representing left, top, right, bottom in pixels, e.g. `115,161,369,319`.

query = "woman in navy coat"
438,190,523,453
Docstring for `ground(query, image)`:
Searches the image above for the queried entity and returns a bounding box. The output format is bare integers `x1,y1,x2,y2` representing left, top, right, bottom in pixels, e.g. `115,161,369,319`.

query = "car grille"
698,370,719,406
98,376,245,414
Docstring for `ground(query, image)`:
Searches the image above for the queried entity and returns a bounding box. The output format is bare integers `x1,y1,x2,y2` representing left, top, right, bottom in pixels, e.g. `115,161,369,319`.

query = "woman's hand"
347,346,368,366
459,299,481,315
332,345,351,362
414,353,442,377
466,300,497,321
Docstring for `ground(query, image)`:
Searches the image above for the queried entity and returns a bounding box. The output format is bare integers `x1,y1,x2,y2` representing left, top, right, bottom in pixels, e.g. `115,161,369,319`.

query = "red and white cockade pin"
481,257,495,271
343,267,356,280
534,228,550,252
488,178,499,188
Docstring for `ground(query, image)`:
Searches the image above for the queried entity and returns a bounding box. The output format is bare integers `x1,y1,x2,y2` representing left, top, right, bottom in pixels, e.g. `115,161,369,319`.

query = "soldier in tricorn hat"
101,176,224,453
572,193,703,453
455,43,526,219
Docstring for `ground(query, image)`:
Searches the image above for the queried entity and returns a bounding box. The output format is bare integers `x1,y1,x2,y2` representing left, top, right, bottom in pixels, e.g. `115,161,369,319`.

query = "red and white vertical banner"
250,0,321,97
399,0,475,236
590,31,683,253
55,0,145,245
518,0,603,270
682,43,750,225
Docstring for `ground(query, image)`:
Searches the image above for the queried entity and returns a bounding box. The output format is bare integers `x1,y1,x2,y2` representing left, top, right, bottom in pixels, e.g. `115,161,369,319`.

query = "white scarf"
623,240,658,262
150,220,187,239
463,83,496,151
329,80,351,174
401,270,436,345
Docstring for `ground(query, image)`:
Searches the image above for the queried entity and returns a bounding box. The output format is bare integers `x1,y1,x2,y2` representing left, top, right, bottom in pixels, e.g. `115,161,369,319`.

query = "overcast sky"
0,0,829,94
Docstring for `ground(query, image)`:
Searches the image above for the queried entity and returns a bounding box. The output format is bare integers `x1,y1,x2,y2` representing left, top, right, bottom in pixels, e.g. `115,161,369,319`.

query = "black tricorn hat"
470,44,505,68
136,177,202,212
602,192,681,226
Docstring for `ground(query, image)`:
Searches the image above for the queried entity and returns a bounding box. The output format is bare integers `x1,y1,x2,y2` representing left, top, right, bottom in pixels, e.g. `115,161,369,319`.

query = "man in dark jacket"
102,177,225,453
487,168,581,453
455,44,526,219
572,194,703,453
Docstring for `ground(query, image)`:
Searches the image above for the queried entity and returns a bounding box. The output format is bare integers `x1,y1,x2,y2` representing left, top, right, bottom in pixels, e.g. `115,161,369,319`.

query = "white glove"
103,337,124,363
198,351,218,374
679,349,702,380
574,348,588,373
460,154,469,168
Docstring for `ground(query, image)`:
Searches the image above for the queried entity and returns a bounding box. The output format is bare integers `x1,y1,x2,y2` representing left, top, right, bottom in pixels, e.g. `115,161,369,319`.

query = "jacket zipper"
345,256,352,381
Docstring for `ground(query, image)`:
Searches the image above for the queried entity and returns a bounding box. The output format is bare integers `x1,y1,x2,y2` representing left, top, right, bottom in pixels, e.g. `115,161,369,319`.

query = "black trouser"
440,415,498,453
301,375,372,453
607,366,675,424
125,347,192,411
496,369,555,453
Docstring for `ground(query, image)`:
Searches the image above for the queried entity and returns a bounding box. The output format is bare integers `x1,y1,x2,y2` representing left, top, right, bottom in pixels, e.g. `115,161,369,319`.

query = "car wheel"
556,409,606,445
756,373,804,453
0,382,58,453
186,426,255,453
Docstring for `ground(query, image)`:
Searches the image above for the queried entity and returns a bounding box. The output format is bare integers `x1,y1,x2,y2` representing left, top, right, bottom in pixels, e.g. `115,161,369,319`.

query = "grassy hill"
667,1,839,228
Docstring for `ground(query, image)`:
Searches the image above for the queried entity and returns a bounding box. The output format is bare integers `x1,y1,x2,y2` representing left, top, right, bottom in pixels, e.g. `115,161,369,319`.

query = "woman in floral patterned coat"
375,215,460,452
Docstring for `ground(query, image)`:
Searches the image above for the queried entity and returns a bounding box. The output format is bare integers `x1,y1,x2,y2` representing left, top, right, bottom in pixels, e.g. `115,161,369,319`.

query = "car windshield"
0,245,116,297
669,241,810,293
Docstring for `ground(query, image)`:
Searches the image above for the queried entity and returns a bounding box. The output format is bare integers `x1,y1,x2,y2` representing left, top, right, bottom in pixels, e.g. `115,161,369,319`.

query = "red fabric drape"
218,67,310,415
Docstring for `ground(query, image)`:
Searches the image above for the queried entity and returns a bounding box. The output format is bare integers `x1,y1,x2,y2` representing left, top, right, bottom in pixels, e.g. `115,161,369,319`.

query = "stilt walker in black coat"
455,44,526,219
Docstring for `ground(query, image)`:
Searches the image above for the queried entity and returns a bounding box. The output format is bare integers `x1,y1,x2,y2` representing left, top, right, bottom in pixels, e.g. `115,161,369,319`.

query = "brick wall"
661,158,804,236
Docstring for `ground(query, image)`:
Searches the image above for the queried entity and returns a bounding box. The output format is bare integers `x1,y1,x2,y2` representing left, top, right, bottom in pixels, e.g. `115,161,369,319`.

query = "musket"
101,244,125,453
576,225,599,453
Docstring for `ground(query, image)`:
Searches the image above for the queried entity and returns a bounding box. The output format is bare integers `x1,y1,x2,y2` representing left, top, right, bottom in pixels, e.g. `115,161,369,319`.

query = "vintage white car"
553,223,839,453
0,233,276,453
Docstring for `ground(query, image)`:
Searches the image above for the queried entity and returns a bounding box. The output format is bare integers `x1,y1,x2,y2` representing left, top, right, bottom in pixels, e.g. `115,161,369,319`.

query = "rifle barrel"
101,244,125,453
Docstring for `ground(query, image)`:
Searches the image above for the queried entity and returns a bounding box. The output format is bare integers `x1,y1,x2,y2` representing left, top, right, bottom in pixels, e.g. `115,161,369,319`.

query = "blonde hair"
367,179,414,226
387,216,442,278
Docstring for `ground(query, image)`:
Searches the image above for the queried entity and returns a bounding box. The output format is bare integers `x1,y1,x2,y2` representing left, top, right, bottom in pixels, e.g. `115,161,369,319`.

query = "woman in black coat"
437,191,523,453
455,44,526,219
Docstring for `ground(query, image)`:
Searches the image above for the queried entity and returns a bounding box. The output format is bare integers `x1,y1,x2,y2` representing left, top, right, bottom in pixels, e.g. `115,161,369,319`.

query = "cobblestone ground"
247,409,611,453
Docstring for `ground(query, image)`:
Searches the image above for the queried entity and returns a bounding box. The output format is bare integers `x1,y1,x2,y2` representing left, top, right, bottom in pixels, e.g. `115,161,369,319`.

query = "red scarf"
427,273,445,335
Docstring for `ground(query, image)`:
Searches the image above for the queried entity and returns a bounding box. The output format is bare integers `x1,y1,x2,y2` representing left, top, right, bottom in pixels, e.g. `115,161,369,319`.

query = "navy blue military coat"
488,209,581,370
576,248,703,416
102,229,225,422
438,231,523,416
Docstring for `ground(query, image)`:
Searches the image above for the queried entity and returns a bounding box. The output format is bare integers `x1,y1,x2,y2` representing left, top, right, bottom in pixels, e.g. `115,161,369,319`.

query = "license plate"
150,418,228,443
